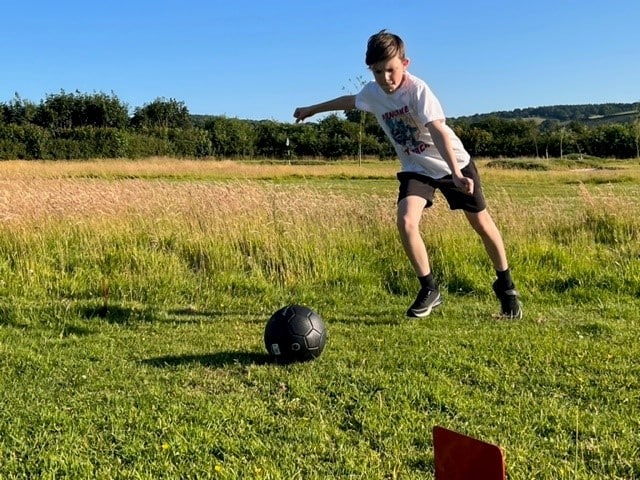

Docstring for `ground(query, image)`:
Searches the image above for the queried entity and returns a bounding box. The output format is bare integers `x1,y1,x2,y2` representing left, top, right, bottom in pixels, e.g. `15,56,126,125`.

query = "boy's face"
369,55,409,94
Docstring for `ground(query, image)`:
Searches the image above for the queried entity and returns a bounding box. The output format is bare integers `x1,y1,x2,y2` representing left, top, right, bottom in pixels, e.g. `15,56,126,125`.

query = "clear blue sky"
2,0,638,123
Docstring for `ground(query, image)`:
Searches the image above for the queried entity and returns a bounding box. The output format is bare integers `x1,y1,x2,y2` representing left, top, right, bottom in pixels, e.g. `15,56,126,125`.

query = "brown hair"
365,30,406,66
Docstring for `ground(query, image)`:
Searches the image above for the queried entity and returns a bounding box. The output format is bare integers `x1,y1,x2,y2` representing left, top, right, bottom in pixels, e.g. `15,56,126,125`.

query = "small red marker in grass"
433,426,506,480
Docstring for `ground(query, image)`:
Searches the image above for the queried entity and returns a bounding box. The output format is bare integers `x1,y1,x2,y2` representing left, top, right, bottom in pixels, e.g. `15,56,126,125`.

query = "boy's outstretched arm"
294,95,357,123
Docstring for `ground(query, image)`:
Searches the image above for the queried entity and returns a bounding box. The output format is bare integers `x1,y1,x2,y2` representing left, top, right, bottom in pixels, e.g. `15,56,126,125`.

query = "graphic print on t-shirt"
383,107,428,156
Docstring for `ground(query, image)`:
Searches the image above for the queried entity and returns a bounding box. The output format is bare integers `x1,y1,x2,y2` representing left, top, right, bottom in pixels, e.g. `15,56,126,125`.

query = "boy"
293,30,522,319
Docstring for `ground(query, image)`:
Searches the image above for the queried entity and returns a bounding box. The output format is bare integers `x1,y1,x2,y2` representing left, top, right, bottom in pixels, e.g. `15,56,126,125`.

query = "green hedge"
0,125,212,160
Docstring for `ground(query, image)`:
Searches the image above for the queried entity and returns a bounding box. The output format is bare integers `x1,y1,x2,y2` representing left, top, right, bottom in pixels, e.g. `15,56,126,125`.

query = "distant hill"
190,103,640,127
190,114,216,127
453,102,639,125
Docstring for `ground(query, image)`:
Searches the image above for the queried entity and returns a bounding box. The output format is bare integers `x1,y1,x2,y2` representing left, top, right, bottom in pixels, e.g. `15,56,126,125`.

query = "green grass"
0,159,639,479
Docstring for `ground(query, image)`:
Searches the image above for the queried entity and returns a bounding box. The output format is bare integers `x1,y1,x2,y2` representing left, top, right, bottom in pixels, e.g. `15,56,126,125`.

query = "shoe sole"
406,296,443,318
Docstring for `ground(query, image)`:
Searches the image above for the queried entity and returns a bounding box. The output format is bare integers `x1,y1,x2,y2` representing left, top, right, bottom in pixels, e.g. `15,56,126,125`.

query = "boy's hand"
293,107,313,123
453,174,474,195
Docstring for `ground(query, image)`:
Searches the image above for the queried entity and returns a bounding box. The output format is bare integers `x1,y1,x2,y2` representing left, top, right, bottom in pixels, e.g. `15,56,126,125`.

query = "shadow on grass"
167,307,271,325
141,351,271,368
168,307,222,317
60,323,96,337
80,304,156,324
79,302,269,326
0,305,24,328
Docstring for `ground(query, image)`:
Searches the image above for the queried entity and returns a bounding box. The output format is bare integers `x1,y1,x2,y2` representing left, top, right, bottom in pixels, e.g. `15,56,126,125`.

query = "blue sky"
2,0,639,123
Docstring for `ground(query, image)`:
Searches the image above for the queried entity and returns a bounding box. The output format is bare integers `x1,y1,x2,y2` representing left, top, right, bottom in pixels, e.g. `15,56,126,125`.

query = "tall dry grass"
1,158,638,312
0,158,398,180
0,170,404,313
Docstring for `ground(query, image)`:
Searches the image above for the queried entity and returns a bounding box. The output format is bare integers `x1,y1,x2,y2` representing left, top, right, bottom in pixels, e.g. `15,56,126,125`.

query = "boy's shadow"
142,351,271,368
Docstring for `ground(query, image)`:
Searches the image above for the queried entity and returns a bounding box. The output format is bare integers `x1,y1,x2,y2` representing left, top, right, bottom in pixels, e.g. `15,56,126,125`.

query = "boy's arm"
427,119,474,195
294,95,357,123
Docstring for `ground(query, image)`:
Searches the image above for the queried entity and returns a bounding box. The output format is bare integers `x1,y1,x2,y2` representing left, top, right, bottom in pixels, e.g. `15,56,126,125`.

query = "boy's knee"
466,210,493,231
397,214,419,234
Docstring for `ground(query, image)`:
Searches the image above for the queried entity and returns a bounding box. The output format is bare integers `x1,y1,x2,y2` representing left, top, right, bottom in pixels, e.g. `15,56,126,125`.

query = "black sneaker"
407,287,442,318
492,280,522,319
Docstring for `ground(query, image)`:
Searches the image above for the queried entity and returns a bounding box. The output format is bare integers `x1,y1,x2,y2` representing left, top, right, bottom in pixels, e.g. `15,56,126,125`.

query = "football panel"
304,328,326,350
288,314,313,336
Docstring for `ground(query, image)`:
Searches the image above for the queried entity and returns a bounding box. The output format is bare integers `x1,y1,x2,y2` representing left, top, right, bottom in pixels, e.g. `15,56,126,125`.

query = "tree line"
1,91,639,160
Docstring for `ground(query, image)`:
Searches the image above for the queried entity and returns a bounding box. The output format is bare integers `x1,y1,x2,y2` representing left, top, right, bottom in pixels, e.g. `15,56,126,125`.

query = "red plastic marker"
433,426,506,480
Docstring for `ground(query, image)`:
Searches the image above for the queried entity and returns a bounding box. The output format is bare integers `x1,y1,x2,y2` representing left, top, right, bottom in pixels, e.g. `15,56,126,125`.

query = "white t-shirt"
355,72,470,179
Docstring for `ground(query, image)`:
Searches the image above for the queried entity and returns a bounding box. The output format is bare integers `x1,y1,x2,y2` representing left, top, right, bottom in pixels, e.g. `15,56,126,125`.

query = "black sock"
418,273,436,290
495,268,514,290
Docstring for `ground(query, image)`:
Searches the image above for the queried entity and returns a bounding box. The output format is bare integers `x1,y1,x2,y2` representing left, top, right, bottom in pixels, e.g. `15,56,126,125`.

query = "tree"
81,92,130,128
559,126,567,158
33,90,129,130
34,91,75,129
254,120,289,158
634,104,640,158
318,114,359,159
289,122,322,158
169,127,212,158
2,93,38,125
342,75,370,164
461,126,494,157
204,116,256,158
131,98,192,129
522,119,540,158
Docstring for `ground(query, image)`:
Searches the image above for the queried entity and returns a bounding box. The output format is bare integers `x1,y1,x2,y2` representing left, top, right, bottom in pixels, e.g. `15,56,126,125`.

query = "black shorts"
397,161,487,213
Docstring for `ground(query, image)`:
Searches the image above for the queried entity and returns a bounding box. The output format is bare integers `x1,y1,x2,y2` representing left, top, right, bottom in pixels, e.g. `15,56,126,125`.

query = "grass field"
1,157,639,479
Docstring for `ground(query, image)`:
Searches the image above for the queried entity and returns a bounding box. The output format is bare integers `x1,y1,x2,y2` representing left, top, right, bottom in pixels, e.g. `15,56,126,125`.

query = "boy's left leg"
464,209,522,319
463,209,508,271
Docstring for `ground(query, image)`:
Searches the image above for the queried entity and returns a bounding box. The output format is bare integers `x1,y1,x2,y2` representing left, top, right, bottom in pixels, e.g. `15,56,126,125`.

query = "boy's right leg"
397,196,442,317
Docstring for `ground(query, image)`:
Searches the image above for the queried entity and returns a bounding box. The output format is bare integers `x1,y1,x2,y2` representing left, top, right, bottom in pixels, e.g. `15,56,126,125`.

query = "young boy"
293,30,522,319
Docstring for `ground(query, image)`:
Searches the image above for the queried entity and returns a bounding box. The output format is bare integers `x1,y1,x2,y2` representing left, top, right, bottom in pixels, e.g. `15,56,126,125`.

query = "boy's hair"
365,30,406,66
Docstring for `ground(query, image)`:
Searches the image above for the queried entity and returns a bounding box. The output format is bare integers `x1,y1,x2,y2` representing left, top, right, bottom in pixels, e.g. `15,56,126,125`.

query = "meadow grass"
0,158,639,479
